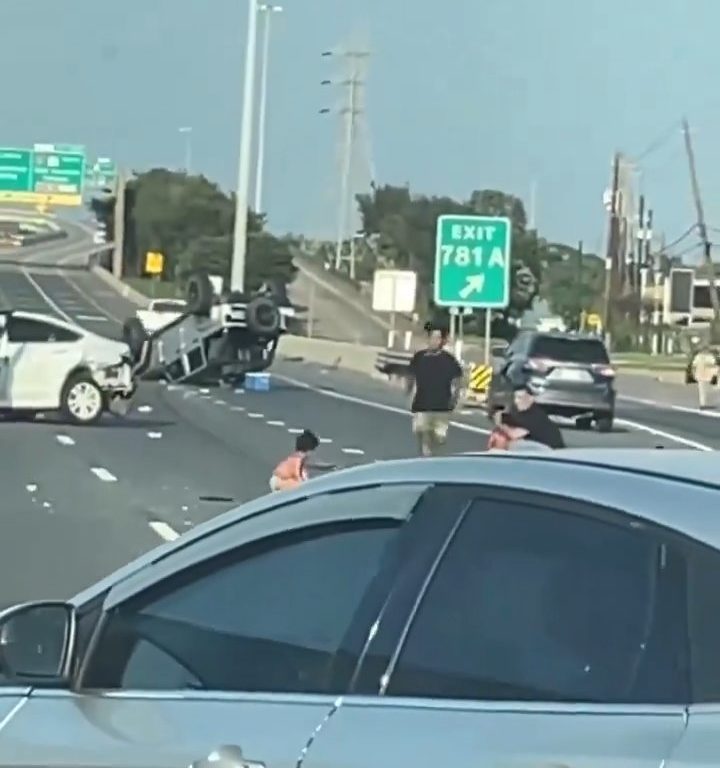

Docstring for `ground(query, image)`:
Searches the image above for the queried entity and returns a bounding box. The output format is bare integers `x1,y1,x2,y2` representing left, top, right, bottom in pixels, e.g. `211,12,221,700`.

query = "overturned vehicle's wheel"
246,296,281,336
186,272,214,315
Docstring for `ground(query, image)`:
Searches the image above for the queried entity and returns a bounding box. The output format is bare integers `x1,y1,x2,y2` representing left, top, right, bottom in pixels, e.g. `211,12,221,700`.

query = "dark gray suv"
487,331,616,431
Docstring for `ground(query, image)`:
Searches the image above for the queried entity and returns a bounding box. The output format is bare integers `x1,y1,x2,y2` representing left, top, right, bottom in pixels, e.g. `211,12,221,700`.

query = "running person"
406,322,463,456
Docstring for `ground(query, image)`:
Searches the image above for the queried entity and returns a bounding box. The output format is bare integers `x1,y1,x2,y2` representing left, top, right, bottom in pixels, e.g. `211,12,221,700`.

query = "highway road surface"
0,255,716,609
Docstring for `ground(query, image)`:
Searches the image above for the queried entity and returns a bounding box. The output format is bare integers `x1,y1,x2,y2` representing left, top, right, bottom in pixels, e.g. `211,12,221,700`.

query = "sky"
4,0,720,261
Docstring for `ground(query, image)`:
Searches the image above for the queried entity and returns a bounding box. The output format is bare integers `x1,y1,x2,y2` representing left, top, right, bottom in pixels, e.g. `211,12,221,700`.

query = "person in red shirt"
269,429,320,492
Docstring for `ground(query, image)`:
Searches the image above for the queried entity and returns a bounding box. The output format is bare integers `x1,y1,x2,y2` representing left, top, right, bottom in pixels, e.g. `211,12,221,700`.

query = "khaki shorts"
412,411,450,441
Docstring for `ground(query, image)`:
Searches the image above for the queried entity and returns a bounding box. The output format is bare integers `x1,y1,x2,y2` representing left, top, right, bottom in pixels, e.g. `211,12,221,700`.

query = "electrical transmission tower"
320,47,371,279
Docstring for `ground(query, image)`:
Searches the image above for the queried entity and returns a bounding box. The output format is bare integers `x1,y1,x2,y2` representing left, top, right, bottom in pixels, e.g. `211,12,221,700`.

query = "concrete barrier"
279,335,382,376
90,266,149,307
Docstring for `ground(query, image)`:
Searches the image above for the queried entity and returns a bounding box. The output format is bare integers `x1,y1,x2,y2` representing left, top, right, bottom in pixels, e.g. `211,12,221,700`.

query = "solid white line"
149,521,179,541
615,418,712,451
56,434,74,446
20,269,75,323
342,447,365,455
274,374,491,437
90,467,117,482
620,394,720,418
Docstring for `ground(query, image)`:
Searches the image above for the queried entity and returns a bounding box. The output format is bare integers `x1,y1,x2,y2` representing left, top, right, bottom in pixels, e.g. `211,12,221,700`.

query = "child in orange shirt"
269,429,320,491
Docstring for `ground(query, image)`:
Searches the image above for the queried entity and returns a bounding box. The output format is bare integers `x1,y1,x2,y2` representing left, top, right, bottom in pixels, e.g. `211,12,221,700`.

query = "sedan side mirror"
0,601,76,683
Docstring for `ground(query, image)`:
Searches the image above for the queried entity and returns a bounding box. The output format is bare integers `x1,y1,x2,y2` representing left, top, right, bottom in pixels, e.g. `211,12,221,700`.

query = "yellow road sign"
469,363,493,392
586,312,602,328
144,251,164,275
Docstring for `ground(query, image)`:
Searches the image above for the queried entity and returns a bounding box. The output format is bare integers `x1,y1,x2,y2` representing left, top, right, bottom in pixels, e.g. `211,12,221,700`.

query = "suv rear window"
530,336,609,364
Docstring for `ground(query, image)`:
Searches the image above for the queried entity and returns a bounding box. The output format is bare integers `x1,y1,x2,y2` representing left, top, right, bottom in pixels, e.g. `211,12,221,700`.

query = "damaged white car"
0,310,137,425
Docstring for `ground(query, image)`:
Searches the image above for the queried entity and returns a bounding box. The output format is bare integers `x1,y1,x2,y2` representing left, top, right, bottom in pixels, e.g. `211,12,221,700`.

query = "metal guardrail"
375,349,413,376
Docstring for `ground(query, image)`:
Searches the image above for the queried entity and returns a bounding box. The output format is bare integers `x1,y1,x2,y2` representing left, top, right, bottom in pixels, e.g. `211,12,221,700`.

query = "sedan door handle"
189,745,266,768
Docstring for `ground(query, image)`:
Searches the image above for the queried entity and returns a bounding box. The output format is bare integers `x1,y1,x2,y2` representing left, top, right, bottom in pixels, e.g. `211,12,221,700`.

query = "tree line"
90,170,609,326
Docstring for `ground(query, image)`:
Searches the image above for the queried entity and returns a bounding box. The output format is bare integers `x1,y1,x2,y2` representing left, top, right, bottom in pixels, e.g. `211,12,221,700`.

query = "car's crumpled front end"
83,339,138,414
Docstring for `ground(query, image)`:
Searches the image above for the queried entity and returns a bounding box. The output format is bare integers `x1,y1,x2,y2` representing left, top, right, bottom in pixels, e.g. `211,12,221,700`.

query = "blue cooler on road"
246,372,271,391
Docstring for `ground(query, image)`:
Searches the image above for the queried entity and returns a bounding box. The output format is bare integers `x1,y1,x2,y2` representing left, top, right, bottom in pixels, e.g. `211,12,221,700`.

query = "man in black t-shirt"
507,381,565,449
406,323,464,456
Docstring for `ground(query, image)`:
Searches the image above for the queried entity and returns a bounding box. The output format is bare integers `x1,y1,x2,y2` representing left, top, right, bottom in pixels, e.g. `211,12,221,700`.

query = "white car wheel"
63,377,104,425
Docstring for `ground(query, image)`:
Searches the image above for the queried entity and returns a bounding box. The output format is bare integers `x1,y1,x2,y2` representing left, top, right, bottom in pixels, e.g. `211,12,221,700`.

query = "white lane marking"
59,272,124,323
621,394,720,418
147,431,162,439
235,388,245,394
248,412,264,418
275,374,491,437
288,427,303,434
267,420,285,426
614,418,712,451
75,314,108,322
199,388,210,394
320,437,333,444
20,269,74,322
166,384,178,391
149,521,179,541
56,434,74,446
342,447,365,455
137,405,152,413
231,405,245,412
214,399,226,405
26,483,38,493
90,467,117,482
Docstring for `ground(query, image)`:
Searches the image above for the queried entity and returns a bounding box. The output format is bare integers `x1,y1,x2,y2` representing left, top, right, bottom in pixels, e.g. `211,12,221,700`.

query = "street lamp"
254,3,283,214
230,0,260,293
178,126,192,173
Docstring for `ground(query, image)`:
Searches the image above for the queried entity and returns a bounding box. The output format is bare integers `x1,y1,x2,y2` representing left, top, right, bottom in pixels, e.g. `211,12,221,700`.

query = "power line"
632,121,682,162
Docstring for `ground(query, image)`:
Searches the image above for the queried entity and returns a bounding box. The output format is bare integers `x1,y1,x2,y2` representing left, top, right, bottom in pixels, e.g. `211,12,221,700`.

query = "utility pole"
576,239,583,329
230,0,260,293
682,117,720,326
112,171,125,279
320,48,369,281
254,3,283,213
603,152,621,341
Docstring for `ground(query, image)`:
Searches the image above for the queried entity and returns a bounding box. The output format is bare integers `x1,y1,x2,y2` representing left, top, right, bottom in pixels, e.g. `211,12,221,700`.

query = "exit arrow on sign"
459,274,485,299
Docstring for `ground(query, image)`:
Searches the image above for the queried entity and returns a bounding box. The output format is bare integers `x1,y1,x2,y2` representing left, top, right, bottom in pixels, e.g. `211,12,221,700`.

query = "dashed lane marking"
149,521,179,541
248,412,264,418
137,405,153,413
341,447,365,455
214,399,226,405
267,420,285,426
147,431,162,439
288,428,303,434
90,467,117,482
320,437,333,444
56,434,74,446
231,406,245,412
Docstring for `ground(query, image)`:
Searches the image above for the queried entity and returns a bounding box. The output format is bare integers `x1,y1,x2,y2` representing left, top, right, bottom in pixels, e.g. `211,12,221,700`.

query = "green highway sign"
87,157,117,188
0,148,32,192
0,144,86,206
433,214,512,308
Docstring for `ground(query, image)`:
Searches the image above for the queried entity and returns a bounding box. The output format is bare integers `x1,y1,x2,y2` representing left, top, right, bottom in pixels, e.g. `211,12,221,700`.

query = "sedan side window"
82,485,427,694
7,317,80,343
386,496,688,705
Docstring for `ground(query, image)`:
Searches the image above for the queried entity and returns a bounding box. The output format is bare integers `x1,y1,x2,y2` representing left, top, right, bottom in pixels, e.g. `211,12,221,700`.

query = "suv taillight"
592,364,615,377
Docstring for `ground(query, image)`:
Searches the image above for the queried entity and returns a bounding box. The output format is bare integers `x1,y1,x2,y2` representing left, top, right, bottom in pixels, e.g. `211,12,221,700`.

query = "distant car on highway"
0,309,137,424
0,450,716,766
487,330,615,431
135,298,187,333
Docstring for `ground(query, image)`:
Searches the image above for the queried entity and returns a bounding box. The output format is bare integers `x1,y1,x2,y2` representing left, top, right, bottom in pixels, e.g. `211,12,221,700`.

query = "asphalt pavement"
0,257,717,607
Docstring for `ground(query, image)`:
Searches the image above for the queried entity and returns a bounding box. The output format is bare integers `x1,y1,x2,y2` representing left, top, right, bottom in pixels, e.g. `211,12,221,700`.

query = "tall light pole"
230,0,260,293
254,3,283,214
178,126,192,172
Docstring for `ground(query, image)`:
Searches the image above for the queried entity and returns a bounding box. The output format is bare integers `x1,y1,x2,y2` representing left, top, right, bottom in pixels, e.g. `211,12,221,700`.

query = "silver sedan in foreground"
0,449,716,768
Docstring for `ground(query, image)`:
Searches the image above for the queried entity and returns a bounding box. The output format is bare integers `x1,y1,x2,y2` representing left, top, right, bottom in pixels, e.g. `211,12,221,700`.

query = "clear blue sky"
5,0,720,259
